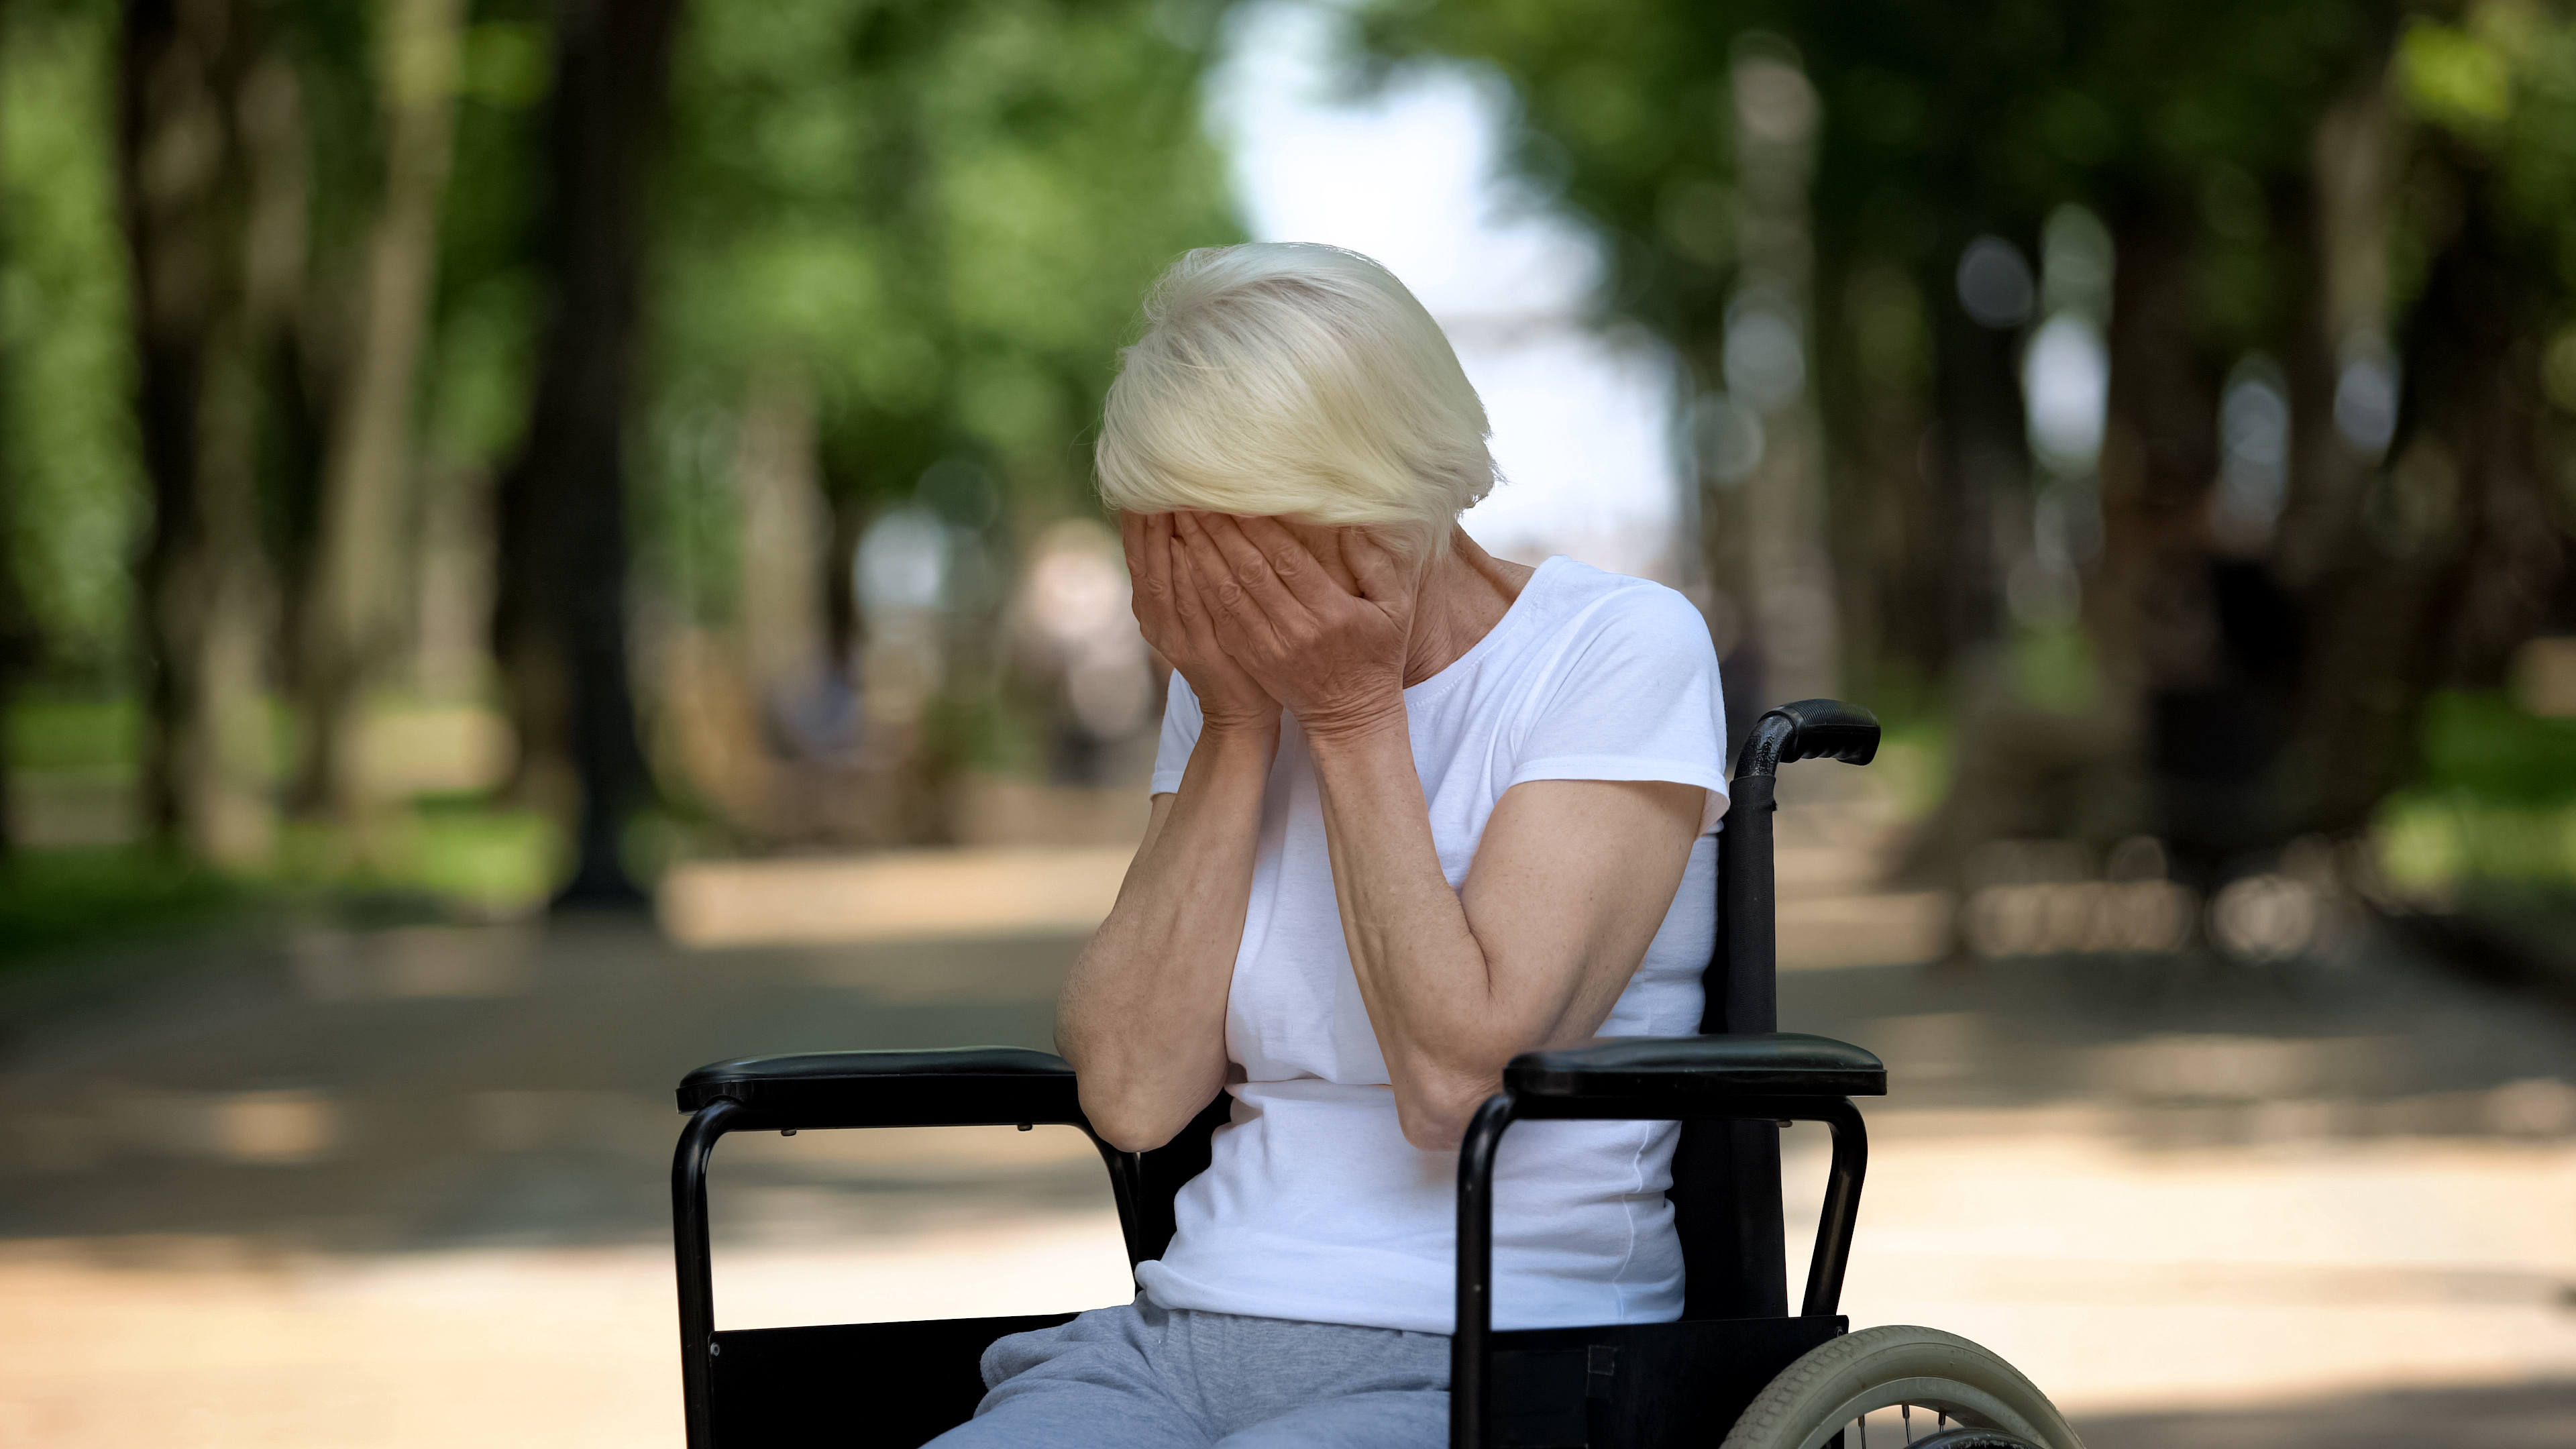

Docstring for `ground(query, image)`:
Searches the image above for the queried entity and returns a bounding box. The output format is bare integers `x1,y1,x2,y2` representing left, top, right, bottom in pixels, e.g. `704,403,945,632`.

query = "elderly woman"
932,243,1727,1448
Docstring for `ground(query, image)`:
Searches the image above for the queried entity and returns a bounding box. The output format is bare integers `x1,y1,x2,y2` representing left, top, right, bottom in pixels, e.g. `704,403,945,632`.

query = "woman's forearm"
1307,721,1549,1150
1058,722,1275,1151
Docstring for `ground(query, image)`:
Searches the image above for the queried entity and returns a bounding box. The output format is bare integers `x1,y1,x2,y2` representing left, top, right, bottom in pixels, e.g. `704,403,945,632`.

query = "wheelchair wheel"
1719,1325,2082,1449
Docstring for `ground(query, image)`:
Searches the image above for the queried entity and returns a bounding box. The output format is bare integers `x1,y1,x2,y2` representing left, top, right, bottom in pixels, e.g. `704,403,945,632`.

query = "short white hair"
1094,243,1499,555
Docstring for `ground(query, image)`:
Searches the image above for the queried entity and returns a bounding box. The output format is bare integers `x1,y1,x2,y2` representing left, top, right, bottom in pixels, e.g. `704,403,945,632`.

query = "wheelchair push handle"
1715,698,1878,1041
1733,698,1880,779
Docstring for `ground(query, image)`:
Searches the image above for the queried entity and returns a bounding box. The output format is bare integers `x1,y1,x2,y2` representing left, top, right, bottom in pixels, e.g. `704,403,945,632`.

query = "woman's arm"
1058,736,1273,1151
1311,746,1701,1149
1055,513,1279,1152
1176,513,1703,1150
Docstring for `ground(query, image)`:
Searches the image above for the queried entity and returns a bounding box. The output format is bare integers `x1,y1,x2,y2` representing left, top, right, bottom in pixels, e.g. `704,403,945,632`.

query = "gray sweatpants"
923,1295,1450,1448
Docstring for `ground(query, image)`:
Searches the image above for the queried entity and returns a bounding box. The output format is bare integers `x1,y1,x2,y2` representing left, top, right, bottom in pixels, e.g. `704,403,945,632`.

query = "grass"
2375,689,2576,902
2010,620,2101,716
0,794,564,972
7,694,138,773
2378,799,2576,895
268,796,562,916
8,690,564,928
2412,688,2576,806
0,845,244,967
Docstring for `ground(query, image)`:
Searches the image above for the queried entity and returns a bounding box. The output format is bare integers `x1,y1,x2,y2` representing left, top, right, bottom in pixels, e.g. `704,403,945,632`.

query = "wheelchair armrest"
1504,1032,1884,1112
675,1046,1084,1131
1456,1032,1886,1417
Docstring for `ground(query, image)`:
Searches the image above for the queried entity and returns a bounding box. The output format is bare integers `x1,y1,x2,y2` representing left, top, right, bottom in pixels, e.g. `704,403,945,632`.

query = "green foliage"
1375,0,2369,358
1,3,143,680
2400,3,2576,319
650,0,1243,580
421,6,554,486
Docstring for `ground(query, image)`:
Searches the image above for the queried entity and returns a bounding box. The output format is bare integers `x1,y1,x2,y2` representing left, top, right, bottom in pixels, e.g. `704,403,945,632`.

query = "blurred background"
3,0,2575,1444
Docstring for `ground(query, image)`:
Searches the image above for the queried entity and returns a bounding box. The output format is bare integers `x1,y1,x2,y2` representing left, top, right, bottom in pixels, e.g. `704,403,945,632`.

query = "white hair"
1094,243,1499,556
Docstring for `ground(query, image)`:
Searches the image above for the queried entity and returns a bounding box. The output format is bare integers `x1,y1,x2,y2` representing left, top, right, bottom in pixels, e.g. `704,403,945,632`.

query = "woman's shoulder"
1522,558,1718,659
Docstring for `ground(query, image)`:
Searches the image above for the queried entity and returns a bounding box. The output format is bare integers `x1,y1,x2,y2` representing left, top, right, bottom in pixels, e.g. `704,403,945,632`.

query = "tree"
2273,5,2576,839
640,0,1238,843
3,0,144,710
490,0,685,907
1373,0,2576,888
119,0,308,865
292,0,468,830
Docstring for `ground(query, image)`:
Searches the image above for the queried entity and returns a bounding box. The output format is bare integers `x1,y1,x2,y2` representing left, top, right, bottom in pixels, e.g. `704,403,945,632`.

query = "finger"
1118,510,1152,595
1301,523,1364,597
1234,515,1348,610
1166,534,1216,643
1342,527,1410,603
1173,511,1255,614
1194,513,1307,628
1125,513,1179,631
1177,517,1283,656
1173,533,1242,655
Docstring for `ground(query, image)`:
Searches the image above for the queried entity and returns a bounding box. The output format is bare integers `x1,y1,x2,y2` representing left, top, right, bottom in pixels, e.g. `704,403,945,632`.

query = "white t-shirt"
1131,556,1730,1335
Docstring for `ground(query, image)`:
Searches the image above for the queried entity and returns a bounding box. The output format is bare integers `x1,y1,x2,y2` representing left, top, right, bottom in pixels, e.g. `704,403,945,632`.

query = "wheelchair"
670,700,2084,1448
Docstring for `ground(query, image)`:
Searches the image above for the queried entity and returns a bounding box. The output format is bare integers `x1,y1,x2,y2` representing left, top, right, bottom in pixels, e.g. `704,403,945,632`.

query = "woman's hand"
1123,510,1279,736
1173,512,1415,745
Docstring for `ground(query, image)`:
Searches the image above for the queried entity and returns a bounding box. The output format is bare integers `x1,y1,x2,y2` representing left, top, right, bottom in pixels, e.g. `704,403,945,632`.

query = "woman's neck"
1401,529,1536,688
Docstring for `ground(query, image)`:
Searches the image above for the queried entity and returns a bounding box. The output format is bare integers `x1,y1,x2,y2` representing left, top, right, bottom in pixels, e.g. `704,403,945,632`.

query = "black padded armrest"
676,1046,1085,1131
1506,1032,1885,1107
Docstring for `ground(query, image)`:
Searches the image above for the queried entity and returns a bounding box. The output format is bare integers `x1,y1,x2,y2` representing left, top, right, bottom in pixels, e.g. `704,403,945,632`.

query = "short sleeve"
1505,585,1731,833
1148,672,1205,796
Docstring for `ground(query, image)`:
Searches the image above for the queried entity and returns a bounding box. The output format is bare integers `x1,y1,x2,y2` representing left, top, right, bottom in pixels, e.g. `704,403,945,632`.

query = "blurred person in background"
930,244,1730,1446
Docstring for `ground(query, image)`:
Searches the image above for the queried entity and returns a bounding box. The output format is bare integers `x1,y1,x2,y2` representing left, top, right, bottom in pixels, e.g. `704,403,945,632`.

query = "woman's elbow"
1093,1114,1180,1155
1395,1079,1501,1154
1076,1080,1195,1154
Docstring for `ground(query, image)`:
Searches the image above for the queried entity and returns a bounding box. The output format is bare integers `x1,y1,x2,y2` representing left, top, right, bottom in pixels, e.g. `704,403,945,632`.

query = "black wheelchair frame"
672,699,1888,1449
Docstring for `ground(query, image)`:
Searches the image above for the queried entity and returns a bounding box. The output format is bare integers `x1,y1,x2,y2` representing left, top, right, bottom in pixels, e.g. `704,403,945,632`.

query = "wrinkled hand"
1124,511,1279,735
1173,512,1415,744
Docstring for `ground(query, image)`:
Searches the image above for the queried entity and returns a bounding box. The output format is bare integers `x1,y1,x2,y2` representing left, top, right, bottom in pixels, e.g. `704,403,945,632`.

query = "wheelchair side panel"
708,1313,1076,1448
1489,1314,1846,1449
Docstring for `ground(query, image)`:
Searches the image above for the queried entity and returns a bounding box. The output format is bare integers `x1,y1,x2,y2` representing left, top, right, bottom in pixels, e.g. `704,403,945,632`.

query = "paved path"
3,838,2573,1446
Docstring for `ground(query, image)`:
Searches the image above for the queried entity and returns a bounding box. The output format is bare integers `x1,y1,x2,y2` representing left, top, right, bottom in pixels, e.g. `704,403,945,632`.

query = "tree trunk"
1931,263,2025,695
2090,211,2221,718
1821,260,1945,698
294,0,465,828
1730,50,1839,709
2283,156,2561,840
120,0,302,867
490,0,684,909
733,366,828,716
1902,210,2219,893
